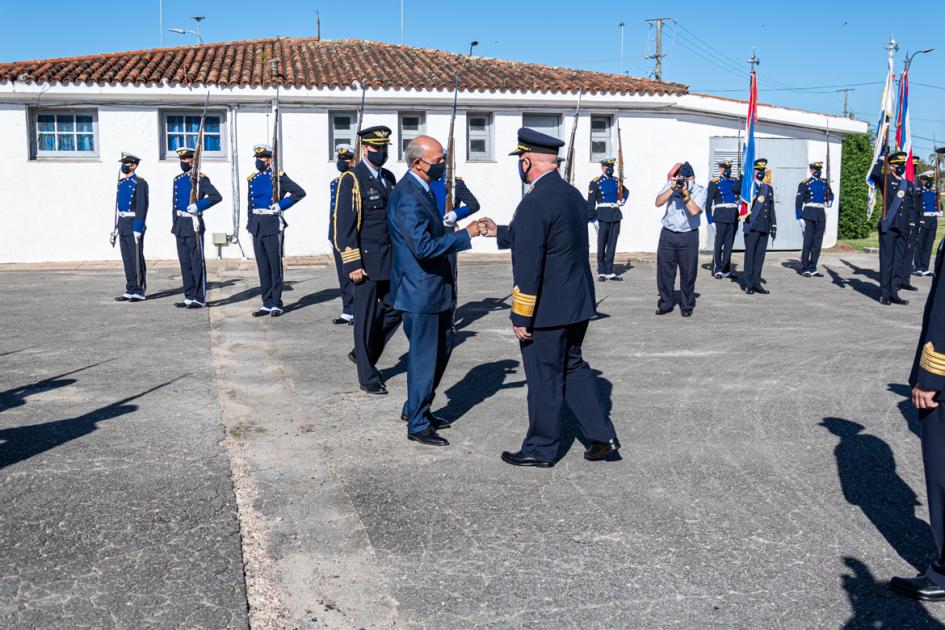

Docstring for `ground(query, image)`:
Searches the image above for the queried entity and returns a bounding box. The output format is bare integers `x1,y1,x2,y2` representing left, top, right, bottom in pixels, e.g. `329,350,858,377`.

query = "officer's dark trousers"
176,233,206,303
712,221,737,274
920,403,945,589
596,220,621,276
119,233,146,295
253,233,284,309
801,212,826,272
879,228,902,300
915,220,939,272
519,320,617,462
656,228,699,311
331,247,354,317
401,310,453,434
742,230,769,289
352,279,403,387
896,229,918,287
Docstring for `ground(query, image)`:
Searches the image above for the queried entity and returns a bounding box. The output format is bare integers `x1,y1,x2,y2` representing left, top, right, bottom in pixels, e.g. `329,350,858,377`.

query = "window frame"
521,112,563,139
465,112,494,162
590,114,613,163
30,109,100,160
329,110,358,160
159,109,227,160
398,111,427,160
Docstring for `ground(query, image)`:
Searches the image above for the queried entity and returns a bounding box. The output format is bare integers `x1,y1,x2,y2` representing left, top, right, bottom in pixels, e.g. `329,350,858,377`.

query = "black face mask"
121,164,133,174
180,162,192,173
604,166,614,177
924,180,934,190
812,169,822,179
721,168,732,178
255,159,268,172
894,165,906,177
518,158,532,184
336,159,351,173
755,169,765,181
367,149,388,167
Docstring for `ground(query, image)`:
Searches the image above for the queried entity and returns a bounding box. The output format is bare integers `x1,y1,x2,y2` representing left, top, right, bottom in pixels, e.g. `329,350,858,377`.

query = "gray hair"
404,140,425,165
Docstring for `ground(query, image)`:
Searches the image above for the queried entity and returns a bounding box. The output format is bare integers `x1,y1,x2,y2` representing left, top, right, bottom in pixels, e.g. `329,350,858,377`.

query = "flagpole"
881,36,898,221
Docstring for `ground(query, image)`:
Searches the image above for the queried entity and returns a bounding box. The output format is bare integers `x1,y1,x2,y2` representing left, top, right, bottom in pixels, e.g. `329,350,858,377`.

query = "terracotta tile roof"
0,37,687,96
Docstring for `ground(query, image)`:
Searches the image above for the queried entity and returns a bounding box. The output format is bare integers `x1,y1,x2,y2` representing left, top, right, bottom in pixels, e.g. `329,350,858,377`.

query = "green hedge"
838,132,873,239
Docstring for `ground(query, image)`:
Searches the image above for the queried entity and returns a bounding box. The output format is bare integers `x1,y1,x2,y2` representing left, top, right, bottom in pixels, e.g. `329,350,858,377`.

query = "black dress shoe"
408,427,449,446
347,351,357,364
332,317,352,325
744,287,754,295
501,450,554,468
400,412,452,430
360,383,388,395
252,308,270,317
680,309,693,318
609,276,623,282
753,286,770,295
584,438,621,461
655,307,674,315
890,575,945,601
174,301,188,308
186,301,204,309
901,284,919,291
598,275,606,282
114,295,130,302
889,295,909,305
270,307,284,317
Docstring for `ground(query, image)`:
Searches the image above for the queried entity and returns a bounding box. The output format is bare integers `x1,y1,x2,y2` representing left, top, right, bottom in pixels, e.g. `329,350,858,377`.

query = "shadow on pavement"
0,377,184,469
0,347,37,358
0,359,116,414
556,368,618,461
284,287,341,314
841,556,944,629
889,383,921,438
453,296,510,348
207,280,301,308
435,359,525,423
821,417,934,572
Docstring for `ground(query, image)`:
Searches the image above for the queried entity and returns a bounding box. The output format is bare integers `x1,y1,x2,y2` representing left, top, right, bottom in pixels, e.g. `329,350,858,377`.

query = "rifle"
616,118,625,203
824,120,832,208
563,89,583,185
445,75,460,214
353,82,366,165
268,59,285,261
189,92,211,282
109,167,121,247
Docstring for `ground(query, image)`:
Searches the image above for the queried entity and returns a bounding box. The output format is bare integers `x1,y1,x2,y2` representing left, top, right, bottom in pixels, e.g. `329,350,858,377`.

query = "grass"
839,220,945,252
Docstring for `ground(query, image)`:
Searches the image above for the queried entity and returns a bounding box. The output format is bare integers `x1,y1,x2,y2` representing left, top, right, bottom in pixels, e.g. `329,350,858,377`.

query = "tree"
838,132,873,239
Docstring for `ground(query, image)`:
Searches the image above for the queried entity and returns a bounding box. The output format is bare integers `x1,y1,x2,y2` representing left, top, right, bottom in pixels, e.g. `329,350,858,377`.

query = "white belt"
597,202,619,208
804,203,826,209
713,203,737,208
252,208,281,215
176,210,197,217
924,212,942,217
117,211,135,218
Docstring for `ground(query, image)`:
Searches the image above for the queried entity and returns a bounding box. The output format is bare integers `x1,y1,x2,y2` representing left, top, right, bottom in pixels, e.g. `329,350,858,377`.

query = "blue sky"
5,1,945,155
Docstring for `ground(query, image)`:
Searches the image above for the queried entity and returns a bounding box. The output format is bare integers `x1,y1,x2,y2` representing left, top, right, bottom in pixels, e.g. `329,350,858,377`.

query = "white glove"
269,203,282,213
133,231,143,241
798,219,806,231
187,203,200,215
443,211,457,228
592,220,599,234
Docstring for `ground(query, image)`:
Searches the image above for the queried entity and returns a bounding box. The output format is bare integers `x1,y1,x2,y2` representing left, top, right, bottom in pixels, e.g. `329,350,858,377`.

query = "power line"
689,81,883,94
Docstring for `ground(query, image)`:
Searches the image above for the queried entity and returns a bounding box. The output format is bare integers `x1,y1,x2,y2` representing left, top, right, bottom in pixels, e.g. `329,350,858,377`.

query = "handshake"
464,217,498,238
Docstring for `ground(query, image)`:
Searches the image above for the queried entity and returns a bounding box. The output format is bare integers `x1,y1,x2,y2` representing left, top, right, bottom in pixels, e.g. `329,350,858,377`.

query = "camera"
674,177,687,190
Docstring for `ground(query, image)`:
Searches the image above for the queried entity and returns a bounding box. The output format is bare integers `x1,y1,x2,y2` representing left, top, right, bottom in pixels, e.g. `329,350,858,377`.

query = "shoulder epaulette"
803,177,812,184
247,172,256,181
711,177,720,183
278,170,285,177
592,176,601,183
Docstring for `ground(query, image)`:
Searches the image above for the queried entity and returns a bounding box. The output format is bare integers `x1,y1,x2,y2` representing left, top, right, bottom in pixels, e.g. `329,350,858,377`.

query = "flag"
738,70,758,218
866,53,896,219
895,66,914,182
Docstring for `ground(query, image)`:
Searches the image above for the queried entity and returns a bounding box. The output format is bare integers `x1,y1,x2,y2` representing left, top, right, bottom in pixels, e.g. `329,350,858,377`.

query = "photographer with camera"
653,162,706,317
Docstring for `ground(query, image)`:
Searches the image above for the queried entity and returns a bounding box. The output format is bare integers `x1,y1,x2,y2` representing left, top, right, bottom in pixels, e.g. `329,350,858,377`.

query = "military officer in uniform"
329,144,356,325
586,158,628,281
478,128,620,467
113,152,149,302
654,161,706,317
741,159,777,295
171,147,222,309
795,160,833,277
890,238,945,602
914,170,940,276
705,160,741,279
334,126,402,395
895,156,924,293
246,144,307,317
869,150,914,305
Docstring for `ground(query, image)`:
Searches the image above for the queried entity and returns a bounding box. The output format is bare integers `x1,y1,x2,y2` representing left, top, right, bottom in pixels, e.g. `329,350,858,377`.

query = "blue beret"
509,127,564,155
678,162,694,177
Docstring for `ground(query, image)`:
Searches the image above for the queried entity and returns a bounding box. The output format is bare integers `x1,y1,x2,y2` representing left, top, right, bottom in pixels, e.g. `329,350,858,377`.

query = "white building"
0,37,868,263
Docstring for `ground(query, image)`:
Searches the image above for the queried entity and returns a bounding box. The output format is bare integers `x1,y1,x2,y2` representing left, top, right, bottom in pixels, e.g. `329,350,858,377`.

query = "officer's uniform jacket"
245,168,306,238
497,170,597,329
911,240,945,391
171,171,223,237
586,175,628,222
334,161,398,281
705,175,741,224
116,174,149,236
329,176,342,243
794,176,833,220
743,182,777,234
869,158,917,234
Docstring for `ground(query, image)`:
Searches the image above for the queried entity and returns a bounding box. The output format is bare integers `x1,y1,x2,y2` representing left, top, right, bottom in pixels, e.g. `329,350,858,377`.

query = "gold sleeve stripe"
920,342,945,376
333,171,362,254
512,286,537,317
340,247,361,263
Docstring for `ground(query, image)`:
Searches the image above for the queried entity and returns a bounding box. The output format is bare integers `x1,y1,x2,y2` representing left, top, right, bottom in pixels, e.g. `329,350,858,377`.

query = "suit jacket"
911,239,945,391
869,158,916,234
334,161,398,280
743,182,777,234
497,170,597,328
388,173,472,314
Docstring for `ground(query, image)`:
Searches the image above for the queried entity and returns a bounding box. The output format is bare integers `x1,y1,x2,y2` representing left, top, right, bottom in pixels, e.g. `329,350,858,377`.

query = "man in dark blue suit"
387,136,484,446
479,128,620,467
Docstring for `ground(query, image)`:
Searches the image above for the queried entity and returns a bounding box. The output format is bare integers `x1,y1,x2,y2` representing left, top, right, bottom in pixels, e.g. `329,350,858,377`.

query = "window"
398,112,426,159
330,111,357,159
590,115,612,162
161,111,224,159
466,113,493,161
522,113,562,139
32,110,98,158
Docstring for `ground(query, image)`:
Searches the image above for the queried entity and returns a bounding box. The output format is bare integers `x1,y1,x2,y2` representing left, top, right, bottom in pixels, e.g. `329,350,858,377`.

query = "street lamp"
168,16,205,44
904,47,934,71
468,40,479,57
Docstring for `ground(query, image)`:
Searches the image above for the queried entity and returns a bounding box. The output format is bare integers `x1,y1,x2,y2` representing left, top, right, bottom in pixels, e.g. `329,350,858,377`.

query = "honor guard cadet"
891,239,945,601
483,128,620,467
329,144,356,325
246,143,307,317
113,152,149,302
914,170,940,276
705,160,741,279
795,161,834,277
741,159,777,295
334,126,403,395
869,150,915,305
171,147,222,309
587,158,629,281
431,174,480,226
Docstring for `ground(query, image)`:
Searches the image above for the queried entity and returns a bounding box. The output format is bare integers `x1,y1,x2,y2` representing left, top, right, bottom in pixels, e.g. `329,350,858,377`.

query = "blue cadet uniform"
914,171,941,276
329,144,357,325
795,161,834,277
246,143,306,316
869,151,916,304
656,161,706,316
705,161,742,278
895,155,925,291
742,158,777,294
333,126,403,394
586,158,629,280
113,152,149,302
171,147,222,308
496,128,619,467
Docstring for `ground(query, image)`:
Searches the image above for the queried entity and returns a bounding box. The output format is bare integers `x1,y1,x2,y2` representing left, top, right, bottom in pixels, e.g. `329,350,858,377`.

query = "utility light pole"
618,22,625,75
645,17,671,81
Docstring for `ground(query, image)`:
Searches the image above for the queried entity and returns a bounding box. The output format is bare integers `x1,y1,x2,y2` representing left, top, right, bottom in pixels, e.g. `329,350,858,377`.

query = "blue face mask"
121,164,132,174
255,159,268,172
812,169,822,179
424,161,446,181
367,149,388,167
604,166,614,177
722,168,732,178
336,159,351,173
894,165,906,177
180,162,192,173
755,169,765,181
518,158,532,184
